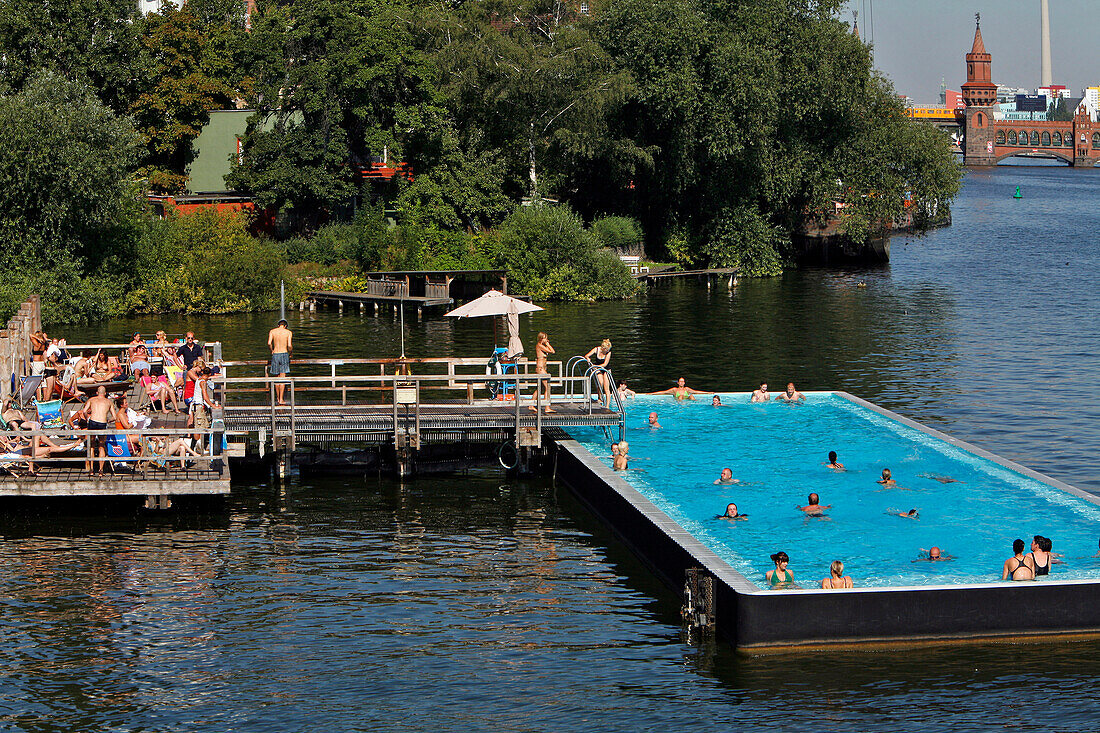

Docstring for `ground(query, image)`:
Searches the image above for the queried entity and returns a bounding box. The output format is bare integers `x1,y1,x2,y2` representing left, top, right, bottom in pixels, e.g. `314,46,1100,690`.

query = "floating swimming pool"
558,393,1100,649
570,393,1100,590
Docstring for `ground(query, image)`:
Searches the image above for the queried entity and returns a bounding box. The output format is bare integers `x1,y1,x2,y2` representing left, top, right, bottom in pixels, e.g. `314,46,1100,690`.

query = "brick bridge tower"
1073,105,1096,166
961,14,997,165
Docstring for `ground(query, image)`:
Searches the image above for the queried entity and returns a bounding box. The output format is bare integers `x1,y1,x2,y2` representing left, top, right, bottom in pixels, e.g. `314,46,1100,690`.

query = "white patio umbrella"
444,289,543,354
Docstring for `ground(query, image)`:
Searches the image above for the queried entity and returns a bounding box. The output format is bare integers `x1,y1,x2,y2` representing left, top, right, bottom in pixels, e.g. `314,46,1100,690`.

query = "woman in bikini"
821,560,854,589
128,337,152,380
766,551,794,588
583,339,613,408
529,332,556,414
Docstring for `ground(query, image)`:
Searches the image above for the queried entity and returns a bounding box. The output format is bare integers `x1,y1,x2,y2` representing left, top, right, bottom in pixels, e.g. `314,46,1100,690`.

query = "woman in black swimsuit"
584,339,613,408
1029,536,1053,576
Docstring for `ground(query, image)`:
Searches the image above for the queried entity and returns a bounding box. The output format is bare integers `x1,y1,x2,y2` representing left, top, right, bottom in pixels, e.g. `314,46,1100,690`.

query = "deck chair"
34,399,63,430
104,434,137,473
15,374,43,409
0,450,34,477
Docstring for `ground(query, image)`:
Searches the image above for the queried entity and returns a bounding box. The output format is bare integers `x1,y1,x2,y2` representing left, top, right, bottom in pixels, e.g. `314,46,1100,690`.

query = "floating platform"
554,392,1100,651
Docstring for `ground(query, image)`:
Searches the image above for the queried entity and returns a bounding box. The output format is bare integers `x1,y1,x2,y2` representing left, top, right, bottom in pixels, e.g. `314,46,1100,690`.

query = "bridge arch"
1053,131,1062,146
993,149,1074,165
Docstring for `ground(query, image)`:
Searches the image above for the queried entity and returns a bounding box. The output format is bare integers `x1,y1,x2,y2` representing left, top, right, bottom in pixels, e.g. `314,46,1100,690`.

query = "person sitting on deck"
751,382,770,402
114,395,144,455
776,382,805,402
877,468,897,487
72,350,98,386
1002,539,1036,581
714,468,740,485
647,412,662,429
128,335,152,379
827,451,845,470
0,432,84,475
821,560,854,589
613,441,629,470
92,350,121,382
152,330,171,358
149,435,202,469
145,373,182,415
766,552,794,588
717,502,747,521
2,398,40,432
797,493,830,515
649,377,709,400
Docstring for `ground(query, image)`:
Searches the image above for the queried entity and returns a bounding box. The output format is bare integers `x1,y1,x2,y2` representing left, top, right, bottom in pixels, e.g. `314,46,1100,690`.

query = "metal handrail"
584,365,626,442
564,356,590,399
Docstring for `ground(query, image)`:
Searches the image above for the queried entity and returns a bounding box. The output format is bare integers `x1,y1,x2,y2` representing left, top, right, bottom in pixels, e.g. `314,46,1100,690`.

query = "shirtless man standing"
751,382,770,402
650,377,708,400
776,382,805,402
529,332,555,414
84,385,117,476
267,319,293,406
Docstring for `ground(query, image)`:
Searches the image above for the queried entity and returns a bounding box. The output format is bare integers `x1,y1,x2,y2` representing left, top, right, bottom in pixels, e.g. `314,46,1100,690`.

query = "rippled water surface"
6,164,1100,731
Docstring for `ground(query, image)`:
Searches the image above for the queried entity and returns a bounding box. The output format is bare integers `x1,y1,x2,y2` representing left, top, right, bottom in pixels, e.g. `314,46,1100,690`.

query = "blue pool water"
570,394,1100,589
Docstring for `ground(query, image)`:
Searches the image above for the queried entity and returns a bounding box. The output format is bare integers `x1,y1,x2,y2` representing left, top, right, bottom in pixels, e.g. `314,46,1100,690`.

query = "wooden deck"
0,379,230,498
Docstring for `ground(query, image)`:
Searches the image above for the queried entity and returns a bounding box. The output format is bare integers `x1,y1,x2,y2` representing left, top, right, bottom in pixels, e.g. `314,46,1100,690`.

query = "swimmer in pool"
889,508,919,519
712,395,722,406
1002,538,1036,581
617,381,636,399
750,382,770,402
826,451,845,470
914,546,953,562
820,560,854,589
610,443,620,459
877,468,897,487
650,377,709,400
647,412,662,429
766,551,794,588
775,382,805,402
714,468,740,485
613,441,629,470
717,503,747,521
797,493,830,515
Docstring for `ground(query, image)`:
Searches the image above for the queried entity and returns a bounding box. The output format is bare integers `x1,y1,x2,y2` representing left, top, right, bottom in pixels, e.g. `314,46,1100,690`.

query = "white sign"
394,385,418,404
986,141,993,152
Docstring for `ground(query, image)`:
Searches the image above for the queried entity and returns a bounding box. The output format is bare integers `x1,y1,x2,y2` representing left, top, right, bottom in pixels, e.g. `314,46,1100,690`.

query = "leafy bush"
132,210,286,313
497,205,637,300
701,205,787,277
589,216,644,252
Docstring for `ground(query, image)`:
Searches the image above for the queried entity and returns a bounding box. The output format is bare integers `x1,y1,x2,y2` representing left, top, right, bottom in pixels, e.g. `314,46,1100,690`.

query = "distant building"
996,85,1029,104
1038,84,1072,99
137,0,183,13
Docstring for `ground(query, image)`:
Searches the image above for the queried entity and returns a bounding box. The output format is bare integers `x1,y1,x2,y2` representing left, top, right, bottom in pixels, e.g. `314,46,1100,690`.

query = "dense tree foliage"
0,0,960,319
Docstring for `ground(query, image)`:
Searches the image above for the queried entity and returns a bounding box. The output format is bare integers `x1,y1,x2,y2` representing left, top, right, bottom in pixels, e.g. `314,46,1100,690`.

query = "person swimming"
889,508,919,519
750,382,770,402
714,468,740,485
775,382,805,402
647,412,662,429
717,502,747,521
613,441,629,470
712,395,722,406
827,451,845,470
650,377,709,400
1002,539,1036,581
877,468,897,487
766,551,793,587
797,493,830,515
914,546,953,562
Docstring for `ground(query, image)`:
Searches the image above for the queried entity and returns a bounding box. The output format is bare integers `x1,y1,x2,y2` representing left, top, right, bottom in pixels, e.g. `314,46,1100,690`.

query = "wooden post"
0,331,9,401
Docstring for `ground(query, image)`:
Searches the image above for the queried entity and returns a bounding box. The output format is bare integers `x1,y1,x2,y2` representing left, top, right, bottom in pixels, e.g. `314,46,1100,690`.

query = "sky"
841,0,1100,102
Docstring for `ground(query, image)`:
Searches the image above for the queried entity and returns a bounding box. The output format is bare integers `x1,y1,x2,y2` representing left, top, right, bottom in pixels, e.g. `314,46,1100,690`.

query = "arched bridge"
965,107,1100,167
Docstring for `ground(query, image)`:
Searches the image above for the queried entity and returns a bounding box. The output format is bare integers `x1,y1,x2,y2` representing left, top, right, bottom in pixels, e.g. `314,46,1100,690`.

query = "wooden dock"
634,266,739,283
305,269,512,312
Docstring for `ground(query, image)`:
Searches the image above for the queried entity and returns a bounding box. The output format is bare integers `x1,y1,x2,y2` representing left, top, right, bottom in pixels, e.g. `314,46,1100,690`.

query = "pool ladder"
565,355,625,443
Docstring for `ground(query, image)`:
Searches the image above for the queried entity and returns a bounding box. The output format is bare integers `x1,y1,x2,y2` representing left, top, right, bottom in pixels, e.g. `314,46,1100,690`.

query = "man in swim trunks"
84,385,117,476
529,332,555,414
776,382,805,402
1002,539,1036,581
650,377,708,400
267,319,293,405
751,382,769,402
877,468,896,487
827,451,844,470
647,412,661,428
797,493,830,515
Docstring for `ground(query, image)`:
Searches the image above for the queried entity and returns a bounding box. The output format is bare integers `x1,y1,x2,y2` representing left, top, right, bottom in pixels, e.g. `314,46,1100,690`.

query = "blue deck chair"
104,434,136,472
16,374,43,409
34,399,63,429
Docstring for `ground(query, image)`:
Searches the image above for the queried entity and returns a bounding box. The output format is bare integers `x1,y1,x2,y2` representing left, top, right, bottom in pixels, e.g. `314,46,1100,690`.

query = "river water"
5,163,1099,731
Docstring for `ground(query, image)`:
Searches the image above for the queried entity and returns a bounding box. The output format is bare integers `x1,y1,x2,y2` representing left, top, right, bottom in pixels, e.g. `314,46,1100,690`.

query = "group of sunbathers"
5,329,216,476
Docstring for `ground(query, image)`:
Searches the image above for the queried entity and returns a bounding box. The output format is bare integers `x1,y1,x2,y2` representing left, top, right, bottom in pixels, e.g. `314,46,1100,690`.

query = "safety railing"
585,365,626,443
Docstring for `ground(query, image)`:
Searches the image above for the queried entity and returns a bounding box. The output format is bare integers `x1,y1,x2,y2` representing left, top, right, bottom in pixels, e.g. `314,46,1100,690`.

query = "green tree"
130,6,242,192
1047,96,1072,122
0,71,141,264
